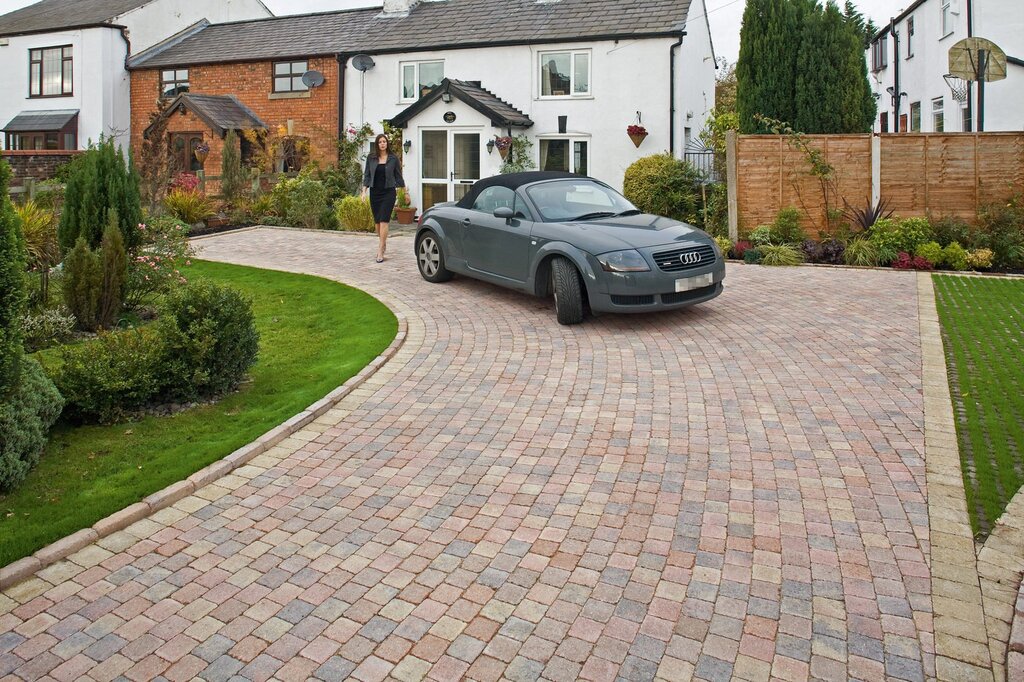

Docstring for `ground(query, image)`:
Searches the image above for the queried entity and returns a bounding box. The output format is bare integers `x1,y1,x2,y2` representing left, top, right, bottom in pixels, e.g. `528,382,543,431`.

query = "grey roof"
2,109,79,132
145,94,265,137
0,0,154,37
390,79,533,129
128,0,689,69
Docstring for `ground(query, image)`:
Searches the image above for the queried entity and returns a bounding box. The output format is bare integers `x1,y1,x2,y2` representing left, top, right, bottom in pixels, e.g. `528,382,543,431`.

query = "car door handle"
462,218,471,224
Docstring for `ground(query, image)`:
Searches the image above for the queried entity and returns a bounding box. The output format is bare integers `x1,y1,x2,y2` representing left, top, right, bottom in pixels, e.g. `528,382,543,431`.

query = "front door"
420,129,481,212
171,132,205,173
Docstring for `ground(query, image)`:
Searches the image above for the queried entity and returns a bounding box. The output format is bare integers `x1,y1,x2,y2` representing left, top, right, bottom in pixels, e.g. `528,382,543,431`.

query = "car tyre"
551,257,584,325
416,231,452,283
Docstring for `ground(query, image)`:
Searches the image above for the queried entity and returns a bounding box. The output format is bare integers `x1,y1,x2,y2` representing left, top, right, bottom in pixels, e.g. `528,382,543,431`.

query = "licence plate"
675,272,714,292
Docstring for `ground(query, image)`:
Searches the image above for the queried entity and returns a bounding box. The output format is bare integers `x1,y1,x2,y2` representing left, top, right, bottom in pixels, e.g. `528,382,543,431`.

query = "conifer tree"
99,209,127,329
220,130,244,205
0,160,25,396
63,237,102,331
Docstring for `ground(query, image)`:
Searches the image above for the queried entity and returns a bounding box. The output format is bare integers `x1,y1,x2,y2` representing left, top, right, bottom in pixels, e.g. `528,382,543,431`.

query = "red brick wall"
1,150,82,186
130,57,340,192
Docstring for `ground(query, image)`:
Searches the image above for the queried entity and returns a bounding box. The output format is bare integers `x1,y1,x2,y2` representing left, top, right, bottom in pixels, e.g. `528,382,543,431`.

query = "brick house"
127,0,716,210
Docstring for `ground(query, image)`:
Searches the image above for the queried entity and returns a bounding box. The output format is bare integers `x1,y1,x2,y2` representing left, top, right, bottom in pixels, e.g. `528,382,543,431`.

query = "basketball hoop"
943,73,969,103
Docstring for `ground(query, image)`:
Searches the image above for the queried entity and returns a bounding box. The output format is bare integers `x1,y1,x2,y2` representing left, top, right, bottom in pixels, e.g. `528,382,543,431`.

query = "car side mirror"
493,206,514,222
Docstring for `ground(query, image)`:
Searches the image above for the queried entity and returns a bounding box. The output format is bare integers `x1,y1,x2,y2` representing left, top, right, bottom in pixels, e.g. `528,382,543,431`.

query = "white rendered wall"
350,36,714,209
676,0,717,153
869,0,1022,132
115,0,272,53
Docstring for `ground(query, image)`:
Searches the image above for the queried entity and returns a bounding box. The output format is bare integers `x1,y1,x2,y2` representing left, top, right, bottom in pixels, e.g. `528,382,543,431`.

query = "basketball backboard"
948,37,1007,82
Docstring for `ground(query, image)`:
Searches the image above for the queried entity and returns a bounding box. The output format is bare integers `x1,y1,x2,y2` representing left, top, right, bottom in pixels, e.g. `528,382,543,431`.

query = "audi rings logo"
679,251,702,266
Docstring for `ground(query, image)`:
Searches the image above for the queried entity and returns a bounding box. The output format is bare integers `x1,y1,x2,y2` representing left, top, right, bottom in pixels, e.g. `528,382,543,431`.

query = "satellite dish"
301,70,325,88
352,54,376,72
948,37,1007,82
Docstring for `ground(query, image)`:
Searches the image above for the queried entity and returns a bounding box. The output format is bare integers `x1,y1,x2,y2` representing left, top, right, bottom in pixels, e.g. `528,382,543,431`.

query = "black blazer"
363,153,405,190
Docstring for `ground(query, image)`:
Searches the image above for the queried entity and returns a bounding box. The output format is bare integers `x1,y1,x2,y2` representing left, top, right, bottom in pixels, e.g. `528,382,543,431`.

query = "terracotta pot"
628,132,648,148
395,207,416,225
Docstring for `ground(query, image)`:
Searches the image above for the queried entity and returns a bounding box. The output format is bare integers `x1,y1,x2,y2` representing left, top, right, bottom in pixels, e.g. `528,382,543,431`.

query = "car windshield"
525,180,638,222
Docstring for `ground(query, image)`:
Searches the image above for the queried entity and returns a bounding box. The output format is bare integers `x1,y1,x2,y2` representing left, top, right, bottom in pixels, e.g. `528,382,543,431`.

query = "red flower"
627,124,648,136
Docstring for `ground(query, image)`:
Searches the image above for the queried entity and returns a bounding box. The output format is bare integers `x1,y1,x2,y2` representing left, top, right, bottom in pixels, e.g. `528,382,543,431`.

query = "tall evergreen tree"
843,0,878,50
0,160,25,397
220,130,244,205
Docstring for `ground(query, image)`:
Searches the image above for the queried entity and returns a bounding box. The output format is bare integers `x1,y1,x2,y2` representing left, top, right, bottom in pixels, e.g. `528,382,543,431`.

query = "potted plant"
627,125,648,148
494,136,512,161
395,187,416,224
193,140,210,164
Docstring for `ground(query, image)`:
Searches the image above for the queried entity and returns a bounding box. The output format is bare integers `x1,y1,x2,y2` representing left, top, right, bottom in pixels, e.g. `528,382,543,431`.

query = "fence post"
25,177,36,201
871,135,880,209
197,170,206,194
726,130,738,242
251,175,260,194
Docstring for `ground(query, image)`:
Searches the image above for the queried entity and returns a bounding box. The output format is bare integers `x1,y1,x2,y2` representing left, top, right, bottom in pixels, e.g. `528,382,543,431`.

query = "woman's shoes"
375,253,384,263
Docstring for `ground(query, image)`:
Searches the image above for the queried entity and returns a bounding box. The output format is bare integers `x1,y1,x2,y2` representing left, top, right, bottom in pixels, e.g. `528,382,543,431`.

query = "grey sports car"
414,171,725,325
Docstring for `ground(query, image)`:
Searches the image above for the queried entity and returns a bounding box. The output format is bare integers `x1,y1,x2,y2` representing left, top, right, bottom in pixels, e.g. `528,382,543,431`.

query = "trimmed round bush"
622,154,703,225
157,281,259,402
914,241,944,267
870,216,932,255
336,196,375,232
943,242,969,271
967,248,993,270
0,356,63,491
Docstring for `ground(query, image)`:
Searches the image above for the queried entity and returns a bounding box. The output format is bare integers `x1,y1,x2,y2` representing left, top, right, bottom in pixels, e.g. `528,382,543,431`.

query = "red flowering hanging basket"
494,136,512,160
627,125,648,148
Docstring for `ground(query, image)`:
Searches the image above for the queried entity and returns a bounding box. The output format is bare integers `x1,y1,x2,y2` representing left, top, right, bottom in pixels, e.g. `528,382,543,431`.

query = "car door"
464,186,532,282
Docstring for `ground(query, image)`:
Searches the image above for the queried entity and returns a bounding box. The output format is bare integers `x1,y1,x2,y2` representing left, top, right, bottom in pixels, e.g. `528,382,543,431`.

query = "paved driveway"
1,229,932,681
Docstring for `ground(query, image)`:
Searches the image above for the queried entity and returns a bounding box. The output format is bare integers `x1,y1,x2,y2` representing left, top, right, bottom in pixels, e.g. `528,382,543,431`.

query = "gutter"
0,21,128,40
669,32,685,157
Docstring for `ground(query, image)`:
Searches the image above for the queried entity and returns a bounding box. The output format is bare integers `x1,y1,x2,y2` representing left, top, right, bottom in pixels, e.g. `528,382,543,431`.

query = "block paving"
0,228,966,681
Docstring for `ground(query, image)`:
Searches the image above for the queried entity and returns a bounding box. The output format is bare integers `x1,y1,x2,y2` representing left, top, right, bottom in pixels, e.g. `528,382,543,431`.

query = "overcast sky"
0,0,903,63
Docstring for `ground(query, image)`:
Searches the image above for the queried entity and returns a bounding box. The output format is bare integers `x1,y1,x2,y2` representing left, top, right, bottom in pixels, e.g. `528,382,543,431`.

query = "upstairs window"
273,60,309,93
540,50,590,97
941,0,954,37
29,45,72,97
400,60,444,102
871,35,888,72
161,69,189,98
906,17,914,58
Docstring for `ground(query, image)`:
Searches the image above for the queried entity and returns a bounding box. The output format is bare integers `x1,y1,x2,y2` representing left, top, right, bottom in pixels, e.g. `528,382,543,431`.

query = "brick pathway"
1,229,937,681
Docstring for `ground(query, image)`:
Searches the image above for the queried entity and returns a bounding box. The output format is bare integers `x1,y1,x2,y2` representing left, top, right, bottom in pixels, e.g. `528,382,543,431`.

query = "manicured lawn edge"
0,265,406,589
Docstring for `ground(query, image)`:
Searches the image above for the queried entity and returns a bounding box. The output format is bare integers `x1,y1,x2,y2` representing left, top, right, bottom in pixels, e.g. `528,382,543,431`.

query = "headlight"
597,249,650,272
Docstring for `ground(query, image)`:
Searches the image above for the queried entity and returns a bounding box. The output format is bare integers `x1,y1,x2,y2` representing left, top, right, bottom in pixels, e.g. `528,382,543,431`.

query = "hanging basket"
193,149,209,164
628,132,648,148
498,146,511,160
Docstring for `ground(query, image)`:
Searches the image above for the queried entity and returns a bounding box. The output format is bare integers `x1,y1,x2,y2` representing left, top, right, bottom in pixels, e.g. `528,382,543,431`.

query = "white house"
126,0,716,210
867,0,1023,133
0,0,272,154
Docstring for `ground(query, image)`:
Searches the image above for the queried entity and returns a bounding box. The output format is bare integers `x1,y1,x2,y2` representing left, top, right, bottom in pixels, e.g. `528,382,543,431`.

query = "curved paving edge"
979,487,1024,681
917,273,996,680
0,312,409,592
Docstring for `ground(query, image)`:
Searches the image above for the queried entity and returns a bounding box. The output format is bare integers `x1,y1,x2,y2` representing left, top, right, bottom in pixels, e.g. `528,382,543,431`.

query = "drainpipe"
668,32,685,157
889,21,902,130
966,0,973,130
336,53,349,158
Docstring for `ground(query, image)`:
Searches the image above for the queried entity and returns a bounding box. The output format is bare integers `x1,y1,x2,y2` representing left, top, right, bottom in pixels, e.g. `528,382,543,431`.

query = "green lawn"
934,275,1024,537
0,261,397,566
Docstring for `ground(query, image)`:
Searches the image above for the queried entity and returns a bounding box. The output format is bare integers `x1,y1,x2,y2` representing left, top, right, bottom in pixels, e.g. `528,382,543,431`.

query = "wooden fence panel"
732,132,1024,235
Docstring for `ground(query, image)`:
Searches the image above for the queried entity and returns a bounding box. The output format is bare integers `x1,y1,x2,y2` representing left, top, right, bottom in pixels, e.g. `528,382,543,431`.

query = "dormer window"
539,50,590,97
161,69,189,98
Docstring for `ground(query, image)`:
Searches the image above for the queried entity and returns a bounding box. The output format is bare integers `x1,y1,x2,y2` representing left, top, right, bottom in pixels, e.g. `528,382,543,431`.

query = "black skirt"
369,188,397,224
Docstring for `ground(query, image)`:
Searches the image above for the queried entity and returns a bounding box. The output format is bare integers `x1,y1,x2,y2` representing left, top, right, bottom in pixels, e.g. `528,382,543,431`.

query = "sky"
0,0,902,63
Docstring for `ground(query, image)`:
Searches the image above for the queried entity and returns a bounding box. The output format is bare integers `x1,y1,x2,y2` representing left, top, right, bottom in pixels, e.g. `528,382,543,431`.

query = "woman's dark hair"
374,134,391,157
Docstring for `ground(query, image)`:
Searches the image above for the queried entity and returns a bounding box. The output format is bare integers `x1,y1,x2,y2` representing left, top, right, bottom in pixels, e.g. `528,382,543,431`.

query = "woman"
362,134,405,262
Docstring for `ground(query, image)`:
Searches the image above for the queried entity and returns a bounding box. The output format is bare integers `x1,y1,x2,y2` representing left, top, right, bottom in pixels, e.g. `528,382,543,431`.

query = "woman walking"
362,134,405,262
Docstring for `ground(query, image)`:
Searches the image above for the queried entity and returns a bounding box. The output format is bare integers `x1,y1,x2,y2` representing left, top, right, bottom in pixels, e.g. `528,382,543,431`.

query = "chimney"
381,0,418,16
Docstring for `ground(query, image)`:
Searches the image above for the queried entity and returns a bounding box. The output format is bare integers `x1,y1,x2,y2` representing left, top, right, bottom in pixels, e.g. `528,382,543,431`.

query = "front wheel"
416,231,452,283
551,257,584,325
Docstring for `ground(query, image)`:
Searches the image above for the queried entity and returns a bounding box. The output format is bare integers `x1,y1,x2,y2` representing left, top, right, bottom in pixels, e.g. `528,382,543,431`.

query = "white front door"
420,129,482,212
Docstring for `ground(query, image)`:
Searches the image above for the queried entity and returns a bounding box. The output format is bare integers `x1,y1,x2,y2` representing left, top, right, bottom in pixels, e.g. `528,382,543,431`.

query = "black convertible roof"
456,171,581,209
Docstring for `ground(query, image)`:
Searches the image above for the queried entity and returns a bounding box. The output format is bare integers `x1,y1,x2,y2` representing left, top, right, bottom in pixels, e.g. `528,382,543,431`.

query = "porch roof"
389,79,533,130
2,110,79,132
144,94,266,138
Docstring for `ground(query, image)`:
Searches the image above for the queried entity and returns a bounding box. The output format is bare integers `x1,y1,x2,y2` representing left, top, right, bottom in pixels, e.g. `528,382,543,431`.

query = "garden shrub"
0,160,25,395
284,177,329,230
124,216,192,309
703,183,729,238
914,242,944,267
319,205,340,231
743,248,762,264
758,244,804,266
622,154,703,225
0,356,63,491
713,236,732,258
336,196,375,232
801,238,845,264
53,328,162,424
732,240,752,259
16,200,59,308
157,281,259,402
99,213,127,329
942,242,969,271
967,248,993,270
843,238,880,267
220,130,245,205
869,217,932,255
976,195,1024,270
164,188,214,225
58,138,142,252
770,207,806,244
892,252,934,270
20,307,75,352
62,237,102,331
930,215,973,248
749,225,775,246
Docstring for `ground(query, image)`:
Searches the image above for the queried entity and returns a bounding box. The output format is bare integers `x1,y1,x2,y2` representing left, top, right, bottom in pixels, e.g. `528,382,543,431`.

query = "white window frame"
932,97,944,132
537,136,590,174
906,17,914,58
940,0,954,37
399,60,444,103
538,50,591,98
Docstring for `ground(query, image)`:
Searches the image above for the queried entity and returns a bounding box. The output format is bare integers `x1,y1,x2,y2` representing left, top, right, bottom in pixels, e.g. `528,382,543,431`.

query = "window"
273,61,308,93
170,132,205,172
932,98,944,132
160,69,189,98
871,36,888,72
941,0,954,36
539,138,588,175
539,50,590,97
880,112,889,133
400,61,444,101
29,45,72,97
910,101,921,131
906,17,914,57
471,186,515,213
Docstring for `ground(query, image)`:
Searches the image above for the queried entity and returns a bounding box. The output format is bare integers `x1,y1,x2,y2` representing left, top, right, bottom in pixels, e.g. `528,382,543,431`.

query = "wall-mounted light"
486,139,495,154
403,139,412,154
441,91,453,104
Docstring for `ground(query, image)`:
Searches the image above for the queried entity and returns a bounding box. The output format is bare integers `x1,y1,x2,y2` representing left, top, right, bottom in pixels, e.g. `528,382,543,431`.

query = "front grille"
652,244,716,273
610,294,655,306
661,283,717,304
